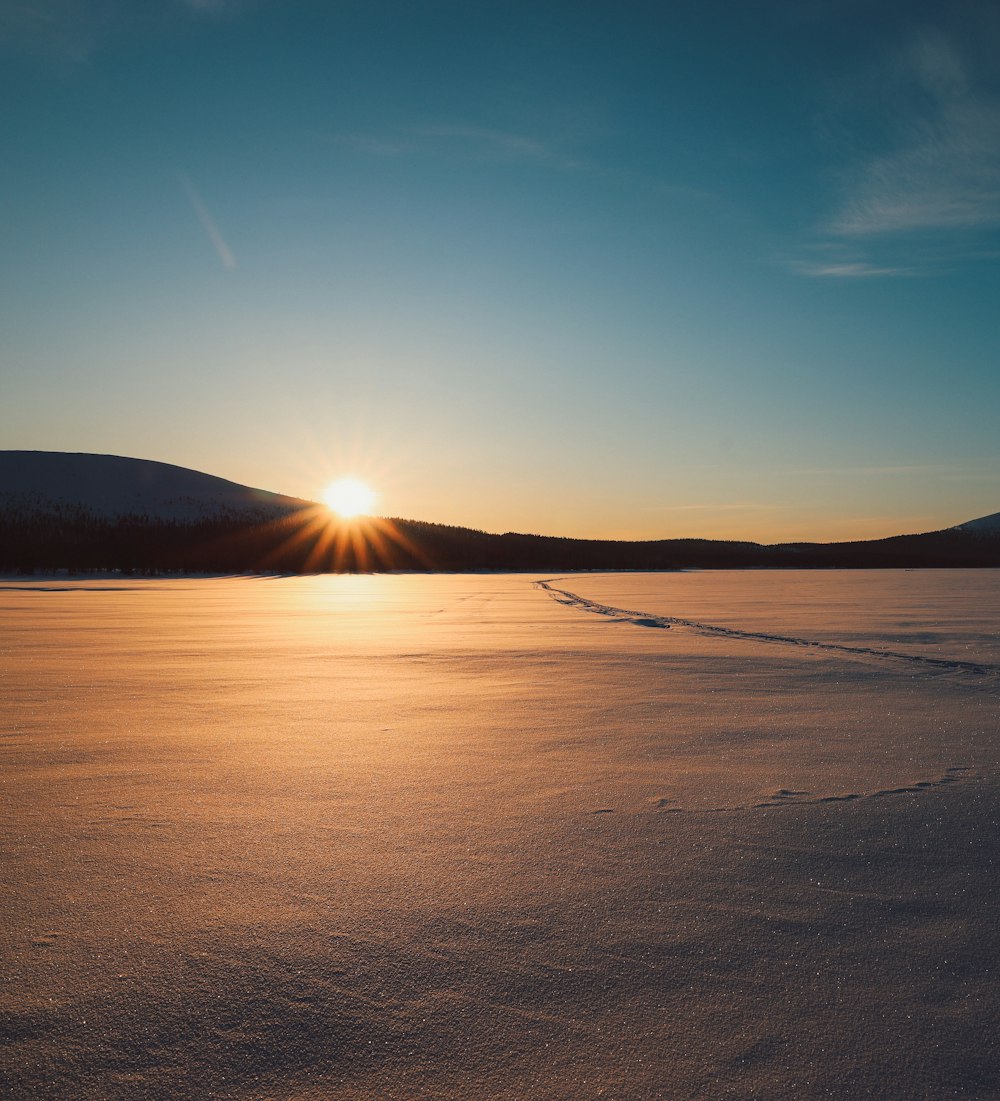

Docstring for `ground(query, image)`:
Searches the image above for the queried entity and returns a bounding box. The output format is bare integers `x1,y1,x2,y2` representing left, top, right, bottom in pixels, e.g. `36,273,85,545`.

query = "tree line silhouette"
2,502,998,574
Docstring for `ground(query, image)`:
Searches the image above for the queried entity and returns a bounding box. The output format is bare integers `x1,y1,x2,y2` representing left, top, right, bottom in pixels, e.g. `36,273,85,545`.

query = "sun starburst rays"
243,505,431,574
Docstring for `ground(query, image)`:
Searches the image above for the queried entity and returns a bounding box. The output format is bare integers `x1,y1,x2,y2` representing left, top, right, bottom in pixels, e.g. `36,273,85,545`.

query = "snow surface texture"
2,571,1000,1099
0,451,310,521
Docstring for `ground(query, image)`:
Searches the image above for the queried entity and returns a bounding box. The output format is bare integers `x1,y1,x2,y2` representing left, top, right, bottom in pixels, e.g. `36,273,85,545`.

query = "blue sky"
2,0,999,540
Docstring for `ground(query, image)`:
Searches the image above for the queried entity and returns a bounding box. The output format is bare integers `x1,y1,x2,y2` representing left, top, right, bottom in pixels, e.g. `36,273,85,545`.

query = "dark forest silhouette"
2,502,998,574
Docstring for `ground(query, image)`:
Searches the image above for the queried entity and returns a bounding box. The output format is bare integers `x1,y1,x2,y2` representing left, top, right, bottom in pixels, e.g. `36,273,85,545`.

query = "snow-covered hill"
2,451,998,556
953,512,1000,535
0,451,312,522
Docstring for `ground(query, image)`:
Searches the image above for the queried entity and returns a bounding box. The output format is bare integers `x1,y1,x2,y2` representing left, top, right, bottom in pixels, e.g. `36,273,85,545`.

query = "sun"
322,477,377,519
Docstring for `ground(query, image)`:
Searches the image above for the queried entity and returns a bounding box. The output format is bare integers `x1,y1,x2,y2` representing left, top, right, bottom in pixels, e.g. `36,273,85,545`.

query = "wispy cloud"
177,0,257,17
178,173,236,269
648,503,788,512
795,22,1000,278
329,124,585,172
791,259,918,279
831,29,1000,238
941,470,1000,482
412,125,584,170
777,462,990,478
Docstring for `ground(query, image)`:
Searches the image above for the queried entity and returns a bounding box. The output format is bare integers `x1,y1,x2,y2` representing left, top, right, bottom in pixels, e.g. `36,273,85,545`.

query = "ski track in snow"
536,578,999,681
535,579,993,812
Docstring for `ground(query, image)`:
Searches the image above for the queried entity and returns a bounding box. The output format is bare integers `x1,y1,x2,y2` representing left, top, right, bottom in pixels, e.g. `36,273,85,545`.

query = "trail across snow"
4,573,1000,1101
536,577,999,681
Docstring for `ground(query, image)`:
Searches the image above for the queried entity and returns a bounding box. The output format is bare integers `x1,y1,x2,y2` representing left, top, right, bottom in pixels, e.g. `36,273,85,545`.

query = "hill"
0,451,308,521
1,451,998,573
953,511,1000,535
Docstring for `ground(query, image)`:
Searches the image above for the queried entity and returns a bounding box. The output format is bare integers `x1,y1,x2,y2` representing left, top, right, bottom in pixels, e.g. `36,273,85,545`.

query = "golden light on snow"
323,478,377,518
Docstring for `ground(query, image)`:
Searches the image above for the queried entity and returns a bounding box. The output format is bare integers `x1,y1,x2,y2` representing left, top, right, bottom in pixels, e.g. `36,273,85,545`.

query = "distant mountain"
0,451,310,521
953,512,1000,535
1,451,998,573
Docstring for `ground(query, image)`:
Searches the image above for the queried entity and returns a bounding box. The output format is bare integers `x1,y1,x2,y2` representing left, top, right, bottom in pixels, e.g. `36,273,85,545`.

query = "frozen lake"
556,568,1000,665
3,571,999,1099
